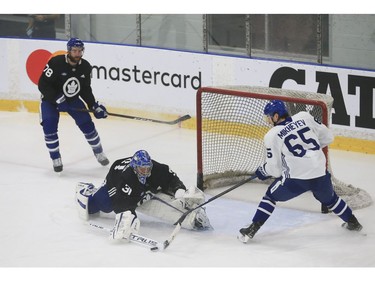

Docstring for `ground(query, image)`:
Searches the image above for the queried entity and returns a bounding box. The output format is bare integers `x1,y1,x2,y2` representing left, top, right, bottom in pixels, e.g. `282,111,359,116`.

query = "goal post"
196,86,372,210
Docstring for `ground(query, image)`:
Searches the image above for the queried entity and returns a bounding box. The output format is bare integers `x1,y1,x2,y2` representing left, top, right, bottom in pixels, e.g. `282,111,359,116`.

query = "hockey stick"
73,108,191,125
151,175,258,251
88,221,164,251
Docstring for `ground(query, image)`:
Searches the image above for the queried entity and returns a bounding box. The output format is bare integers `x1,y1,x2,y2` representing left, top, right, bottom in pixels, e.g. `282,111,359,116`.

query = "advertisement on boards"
1,38,375,138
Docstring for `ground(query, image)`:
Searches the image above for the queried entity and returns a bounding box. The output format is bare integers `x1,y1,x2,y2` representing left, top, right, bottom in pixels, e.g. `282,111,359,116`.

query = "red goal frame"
196,86,329,190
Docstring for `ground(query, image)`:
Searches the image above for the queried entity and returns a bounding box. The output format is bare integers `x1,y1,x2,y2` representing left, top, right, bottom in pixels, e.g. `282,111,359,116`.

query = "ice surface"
0,111,374,279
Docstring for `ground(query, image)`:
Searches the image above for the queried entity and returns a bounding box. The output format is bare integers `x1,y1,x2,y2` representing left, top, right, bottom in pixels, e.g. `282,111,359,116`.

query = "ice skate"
52,158,63,173
75,182,97,220
342,214,363,231
193,208,213,230
238,221,263,243
75,182,97,196
95,152,109,166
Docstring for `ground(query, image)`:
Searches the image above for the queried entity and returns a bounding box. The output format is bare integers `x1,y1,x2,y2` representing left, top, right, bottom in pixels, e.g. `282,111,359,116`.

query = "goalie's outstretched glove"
92,101,108,119
255,164,271,181
175,187,205,209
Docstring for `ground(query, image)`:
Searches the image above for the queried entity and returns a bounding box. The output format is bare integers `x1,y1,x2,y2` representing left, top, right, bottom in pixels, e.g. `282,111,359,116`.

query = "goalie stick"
74,108,191,125
150,175,258,251
88,222,164,251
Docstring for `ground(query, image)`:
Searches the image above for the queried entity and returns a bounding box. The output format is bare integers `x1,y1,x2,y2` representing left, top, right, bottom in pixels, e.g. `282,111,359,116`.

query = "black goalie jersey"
104,157,186,214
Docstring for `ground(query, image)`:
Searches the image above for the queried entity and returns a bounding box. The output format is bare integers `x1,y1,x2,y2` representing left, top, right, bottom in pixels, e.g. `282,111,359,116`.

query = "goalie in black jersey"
38,38,109,173
75,150,212,241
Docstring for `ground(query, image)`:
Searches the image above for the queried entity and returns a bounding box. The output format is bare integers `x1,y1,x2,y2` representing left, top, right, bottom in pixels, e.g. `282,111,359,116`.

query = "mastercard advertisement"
1,38,205,113
26,49,67,85
1,37,375,140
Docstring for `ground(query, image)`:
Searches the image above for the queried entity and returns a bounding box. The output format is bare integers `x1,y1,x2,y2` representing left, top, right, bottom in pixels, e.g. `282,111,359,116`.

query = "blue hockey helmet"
264,100,288,117
130,150,153,184
67,38,85,51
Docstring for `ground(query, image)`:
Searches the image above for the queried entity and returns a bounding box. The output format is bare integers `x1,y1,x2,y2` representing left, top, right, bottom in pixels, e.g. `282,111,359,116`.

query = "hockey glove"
255,164,271,181
175,187,205,209
92,102,108,119
56,94,70,112
137,191,154,206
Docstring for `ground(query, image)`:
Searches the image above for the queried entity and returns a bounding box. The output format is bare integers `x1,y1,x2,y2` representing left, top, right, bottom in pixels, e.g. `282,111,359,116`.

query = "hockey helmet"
67,38,85,51
264,100,288,117
130,150,153,184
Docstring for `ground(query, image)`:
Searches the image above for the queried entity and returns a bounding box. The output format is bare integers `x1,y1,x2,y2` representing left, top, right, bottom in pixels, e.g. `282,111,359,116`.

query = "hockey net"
196,86,372,210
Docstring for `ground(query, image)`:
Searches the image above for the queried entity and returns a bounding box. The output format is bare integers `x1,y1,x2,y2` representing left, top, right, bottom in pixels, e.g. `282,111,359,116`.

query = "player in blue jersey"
38,38,109,172
238,100,363,243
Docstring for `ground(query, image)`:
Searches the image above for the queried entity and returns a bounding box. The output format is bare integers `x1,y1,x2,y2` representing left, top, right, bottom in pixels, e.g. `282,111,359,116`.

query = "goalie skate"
193,207,212,230
75,182,97,221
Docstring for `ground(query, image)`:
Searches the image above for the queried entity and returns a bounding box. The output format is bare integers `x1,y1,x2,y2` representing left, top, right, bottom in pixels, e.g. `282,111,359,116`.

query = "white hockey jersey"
263,111,334,180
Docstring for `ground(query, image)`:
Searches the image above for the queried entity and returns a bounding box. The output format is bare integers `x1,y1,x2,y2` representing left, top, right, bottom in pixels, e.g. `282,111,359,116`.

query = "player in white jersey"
238,100,363,243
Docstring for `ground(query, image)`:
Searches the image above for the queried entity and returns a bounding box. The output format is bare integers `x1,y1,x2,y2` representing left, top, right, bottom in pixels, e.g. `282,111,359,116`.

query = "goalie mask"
130,150,153,184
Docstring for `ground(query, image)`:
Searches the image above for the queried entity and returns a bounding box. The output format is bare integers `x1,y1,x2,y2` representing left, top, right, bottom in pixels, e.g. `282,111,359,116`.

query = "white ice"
1,111,374,279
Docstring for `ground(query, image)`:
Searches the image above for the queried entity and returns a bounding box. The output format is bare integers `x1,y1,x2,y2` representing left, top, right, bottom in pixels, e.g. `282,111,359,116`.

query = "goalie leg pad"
138,193,212,230
110,211,140,241
138,193,196,229
75,189,89,221
138,193,184,222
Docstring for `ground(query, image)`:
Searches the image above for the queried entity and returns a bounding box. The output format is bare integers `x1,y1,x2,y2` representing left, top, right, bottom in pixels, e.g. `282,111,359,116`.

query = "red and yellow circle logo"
26,49,66,85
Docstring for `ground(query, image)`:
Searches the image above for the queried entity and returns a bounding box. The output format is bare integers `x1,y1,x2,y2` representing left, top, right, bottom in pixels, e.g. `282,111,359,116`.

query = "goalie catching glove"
110,210,140,241
174,187,212,230
174,187,205,210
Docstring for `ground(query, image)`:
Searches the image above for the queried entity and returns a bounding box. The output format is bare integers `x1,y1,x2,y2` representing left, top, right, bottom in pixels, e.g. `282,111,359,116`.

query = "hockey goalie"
75,150,212,241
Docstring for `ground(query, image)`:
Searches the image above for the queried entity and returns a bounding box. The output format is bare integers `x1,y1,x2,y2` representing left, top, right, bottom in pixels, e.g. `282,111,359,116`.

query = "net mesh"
197,86,372,210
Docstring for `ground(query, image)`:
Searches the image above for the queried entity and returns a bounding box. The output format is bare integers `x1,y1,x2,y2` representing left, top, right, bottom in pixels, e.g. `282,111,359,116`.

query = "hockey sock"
79,121,103,154
44,132,60,159
42,116,60,160
252,195,276,223
326,193,352,222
